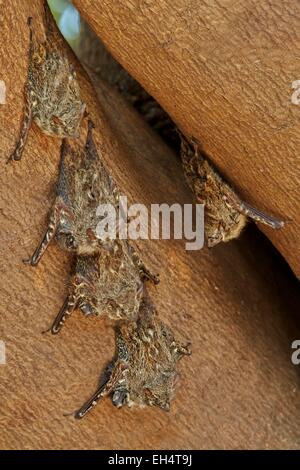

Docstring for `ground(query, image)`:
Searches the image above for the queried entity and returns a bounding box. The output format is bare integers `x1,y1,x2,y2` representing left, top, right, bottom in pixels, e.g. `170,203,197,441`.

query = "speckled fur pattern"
8,3,85,162
74,251,143,321
180,134,286,247
75,294,191,418
52,127,118,257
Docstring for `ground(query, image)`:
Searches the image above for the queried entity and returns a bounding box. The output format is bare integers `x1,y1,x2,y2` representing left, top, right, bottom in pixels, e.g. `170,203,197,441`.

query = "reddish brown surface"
74,0,300,280
0,0,300,450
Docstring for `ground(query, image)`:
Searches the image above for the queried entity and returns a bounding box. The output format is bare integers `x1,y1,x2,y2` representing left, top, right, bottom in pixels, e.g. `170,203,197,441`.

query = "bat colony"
8,3,286,418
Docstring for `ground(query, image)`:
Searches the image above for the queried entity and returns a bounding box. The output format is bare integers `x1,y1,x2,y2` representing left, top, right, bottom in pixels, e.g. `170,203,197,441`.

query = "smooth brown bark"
0,0,299,449
74,0,300,280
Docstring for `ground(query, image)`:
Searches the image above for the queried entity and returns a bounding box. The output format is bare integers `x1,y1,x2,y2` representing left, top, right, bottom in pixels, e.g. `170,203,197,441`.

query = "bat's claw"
23,257,36,266
63,410,76,418
151,273,160,285
41,326,52,335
